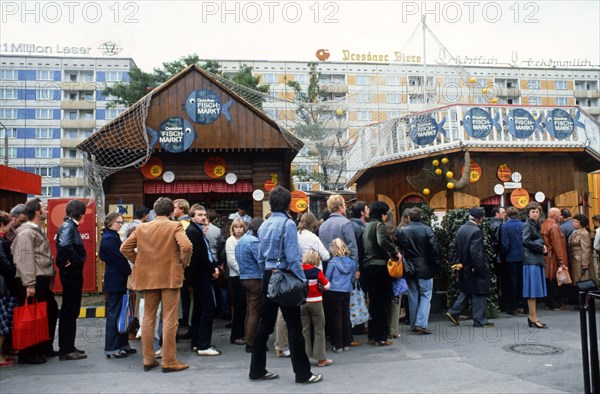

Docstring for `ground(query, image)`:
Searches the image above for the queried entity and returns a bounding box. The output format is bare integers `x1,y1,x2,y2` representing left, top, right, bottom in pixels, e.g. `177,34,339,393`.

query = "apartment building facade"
0,55,134,199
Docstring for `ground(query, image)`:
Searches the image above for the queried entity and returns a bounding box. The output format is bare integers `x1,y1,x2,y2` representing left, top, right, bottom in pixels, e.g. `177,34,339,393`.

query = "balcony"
61,119,96,129
345,104,600,184
574,90,600,99
61,100,96,110
496,88,521,97
321,83,348,94
61,82,97,91
60,158,84,167
60,139,83,148
60,177,86,187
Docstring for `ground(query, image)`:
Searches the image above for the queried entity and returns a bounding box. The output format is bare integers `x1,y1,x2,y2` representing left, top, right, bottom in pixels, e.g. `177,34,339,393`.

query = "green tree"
287,62,347,190
102,66,157,108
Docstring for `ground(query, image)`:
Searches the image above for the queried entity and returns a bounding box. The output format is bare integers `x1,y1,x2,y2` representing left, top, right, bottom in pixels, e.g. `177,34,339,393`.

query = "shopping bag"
349,284,370,327
12,299,50,350
117,292,135,334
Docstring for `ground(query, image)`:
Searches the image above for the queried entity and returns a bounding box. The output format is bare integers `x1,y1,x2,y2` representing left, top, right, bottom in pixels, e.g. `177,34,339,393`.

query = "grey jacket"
319,213,358,268
11,223,55,287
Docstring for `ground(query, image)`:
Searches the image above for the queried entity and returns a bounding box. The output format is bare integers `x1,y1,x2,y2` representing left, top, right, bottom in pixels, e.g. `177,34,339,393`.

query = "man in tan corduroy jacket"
121,197,192,373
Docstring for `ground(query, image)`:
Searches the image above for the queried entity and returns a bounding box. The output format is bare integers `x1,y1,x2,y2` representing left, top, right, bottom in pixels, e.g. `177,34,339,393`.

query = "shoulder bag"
267,219,308,306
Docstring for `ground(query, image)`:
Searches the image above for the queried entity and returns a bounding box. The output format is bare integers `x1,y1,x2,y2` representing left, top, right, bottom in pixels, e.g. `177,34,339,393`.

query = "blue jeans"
407,278,433,329
105,292,129,354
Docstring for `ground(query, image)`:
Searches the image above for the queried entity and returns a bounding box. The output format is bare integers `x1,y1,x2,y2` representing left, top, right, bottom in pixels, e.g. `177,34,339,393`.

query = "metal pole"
579,291,591,394
0,121,7,166
587,293,599,393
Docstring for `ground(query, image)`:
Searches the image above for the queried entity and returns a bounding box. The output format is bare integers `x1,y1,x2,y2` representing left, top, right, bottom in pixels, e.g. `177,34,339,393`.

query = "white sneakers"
155,349,162,359
196,346,222,356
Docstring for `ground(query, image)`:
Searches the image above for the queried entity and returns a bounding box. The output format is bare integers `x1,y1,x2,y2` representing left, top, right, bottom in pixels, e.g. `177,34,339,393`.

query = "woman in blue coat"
100,213,134,358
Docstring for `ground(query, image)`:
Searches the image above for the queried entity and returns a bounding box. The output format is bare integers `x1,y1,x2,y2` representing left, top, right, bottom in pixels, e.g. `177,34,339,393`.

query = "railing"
578,286,600,394
345,104,600,182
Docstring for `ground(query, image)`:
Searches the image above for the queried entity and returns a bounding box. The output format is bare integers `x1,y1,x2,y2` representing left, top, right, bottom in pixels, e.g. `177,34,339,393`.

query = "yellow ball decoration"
422,188,430,195
447,182,455,189
432,159,440,167
336,108,344,116
435,168,443,176
482,88,488,94
470,77,477,83
441,157,449,165
492,98,498,103
446,171,454,178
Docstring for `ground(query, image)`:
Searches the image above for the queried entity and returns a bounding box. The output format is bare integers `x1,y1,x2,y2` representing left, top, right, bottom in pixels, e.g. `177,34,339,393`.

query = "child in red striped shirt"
301,250,332,367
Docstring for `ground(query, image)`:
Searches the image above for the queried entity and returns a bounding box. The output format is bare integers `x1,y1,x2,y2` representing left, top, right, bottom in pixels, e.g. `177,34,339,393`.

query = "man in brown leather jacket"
541,207,568,310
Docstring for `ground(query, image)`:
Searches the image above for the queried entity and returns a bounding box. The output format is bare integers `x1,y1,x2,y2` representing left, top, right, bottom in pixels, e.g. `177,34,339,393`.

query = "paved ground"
0,306,593,393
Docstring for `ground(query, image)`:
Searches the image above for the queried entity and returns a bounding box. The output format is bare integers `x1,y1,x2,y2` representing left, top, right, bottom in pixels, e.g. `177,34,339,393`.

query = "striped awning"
144,180,253,194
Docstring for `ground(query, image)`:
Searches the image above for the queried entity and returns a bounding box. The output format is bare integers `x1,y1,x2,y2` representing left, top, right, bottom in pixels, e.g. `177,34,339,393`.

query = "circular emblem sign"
461,162,482,183
494,184,505,195
510,188,530,209
290,190,308,213
204,156,226,179
535,191,546,203
252,189,265,201
163,171,175,183
141,157,164,179
225,173,237,185
157,117,195,153
511,172,522,183
410,116,444,146
264,180,276,191
462,107,493,139
497,164,511,182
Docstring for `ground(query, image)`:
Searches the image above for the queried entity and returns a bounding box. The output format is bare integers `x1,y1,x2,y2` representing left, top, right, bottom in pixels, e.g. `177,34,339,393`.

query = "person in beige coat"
541,207,568,310
121,197,192,373
568,214,599,285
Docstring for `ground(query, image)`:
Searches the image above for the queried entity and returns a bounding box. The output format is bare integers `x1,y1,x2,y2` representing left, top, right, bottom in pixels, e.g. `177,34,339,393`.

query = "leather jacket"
398,221,440,279
56,218,86,270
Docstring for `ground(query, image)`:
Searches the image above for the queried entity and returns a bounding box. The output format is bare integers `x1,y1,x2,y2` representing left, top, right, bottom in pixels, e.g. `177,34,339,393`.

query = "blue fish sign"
505,109,543,139
156,117,196,153
545,108,576,140
461,107,501,139
185,89,234,125
410,116,447,146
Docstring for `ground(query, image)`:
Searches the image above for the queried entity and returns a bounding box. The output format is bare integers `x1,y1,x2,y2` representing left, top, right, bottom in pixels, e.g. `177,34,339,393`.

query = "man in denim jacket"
248,186,322,384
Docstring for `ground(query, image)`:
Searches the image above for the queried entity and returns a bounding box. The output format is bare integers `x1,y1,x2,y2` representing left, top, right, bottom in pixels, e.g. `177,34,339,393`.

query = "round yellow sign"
294,199,308,212
214,165,225,178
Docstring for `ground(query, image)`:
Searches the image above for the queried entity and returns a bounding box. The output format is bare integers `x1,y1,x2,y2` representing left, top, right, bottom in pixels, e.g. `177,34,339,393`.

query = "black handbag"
266,219,307,306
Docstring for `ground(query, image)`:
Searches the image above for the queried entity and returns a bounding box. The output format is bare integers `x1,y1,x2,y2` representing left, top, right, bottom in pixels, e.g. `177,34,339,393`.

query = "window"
35,109,53,119
295,164,312,173
265,109,278,119
555,80,567,90
0,108,17,119
36,70,53,80
386,76,400,86
35,128,53,138
262,73,278,84
67,187,78,197
106,109,124,119
105,71,122,82
295,182,313,192
356,75,369,86
388,111,401,119
65,149,78,158
556,97,569,106
527,80,540,90
387,93,401,104
64,130,79,139
0,69,18,80
35,167,53,177
81,72,93,82
63,168,78,177
528,96,541,105
80,110,93,120
83,130,93,138
41,186,52,197
0,147,17,158
35,147,52,158
357,111,372,121
295,74,308,84
68,111,77,120
0,88,17,100
36,89,53,101
357,93,371,103
82,91,94,101
0,128,17,138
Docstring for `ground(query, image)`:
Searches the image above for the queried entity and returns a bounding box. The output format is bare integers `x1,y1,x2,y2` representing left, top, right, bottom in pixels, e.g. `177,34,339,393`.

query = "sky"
1,0,599,70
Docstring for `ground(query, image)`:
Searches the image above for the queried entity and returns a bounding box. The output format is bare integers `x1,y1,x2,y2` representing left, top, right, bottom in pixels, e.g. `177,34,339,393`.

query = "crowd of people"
0,192,599,384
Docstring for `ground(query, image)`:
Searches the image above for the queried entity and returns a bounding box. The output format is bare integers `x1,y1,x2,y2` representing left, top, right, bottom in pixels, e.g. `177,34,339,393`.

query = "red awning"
144,180,253,194
403,195,426,203
481,195,501,206
0,165,42,195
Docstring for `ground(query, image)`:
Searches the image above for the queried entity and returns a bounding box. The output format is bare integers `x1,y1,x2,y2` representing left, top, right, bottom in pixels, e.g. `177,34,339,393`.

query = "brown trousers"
142,289,180,366
241,279,262,346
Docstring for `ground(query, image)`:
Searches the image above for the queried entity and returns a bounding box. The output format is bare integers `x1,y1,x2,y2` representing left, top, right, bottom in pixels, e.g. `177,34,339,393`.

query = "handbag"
12,298,50,350
117,292,135,334
387,257,404,279
556,266,572,286
349,283,370,327
266,219,308,306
